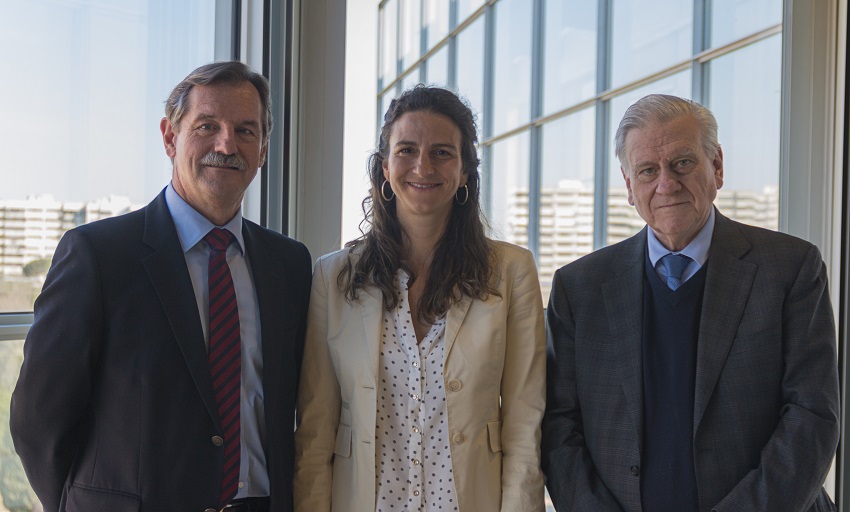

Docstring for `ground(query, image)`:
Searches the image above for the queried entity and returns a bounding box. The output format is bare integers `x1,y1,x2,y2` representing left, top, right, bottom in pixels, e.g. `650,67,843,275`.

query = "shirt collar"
164,182,245,255
647,207,715,267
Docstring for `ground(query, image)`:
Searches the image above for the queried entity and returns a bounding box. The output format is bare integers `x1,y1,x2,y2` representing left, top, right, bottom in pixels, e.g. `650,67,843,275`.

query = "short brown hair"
165,61,272,145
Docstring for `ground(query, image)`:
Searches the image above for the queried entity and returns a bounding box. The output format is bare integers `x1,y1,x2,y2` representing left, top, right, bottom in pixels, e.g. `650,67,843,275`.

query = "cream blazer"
294,240,545,512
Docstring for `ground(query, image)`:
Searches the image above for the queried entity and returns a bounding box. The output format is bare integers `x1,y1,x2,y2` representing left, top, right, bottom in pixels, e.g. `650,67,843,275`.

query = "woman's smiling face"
382,110,468,227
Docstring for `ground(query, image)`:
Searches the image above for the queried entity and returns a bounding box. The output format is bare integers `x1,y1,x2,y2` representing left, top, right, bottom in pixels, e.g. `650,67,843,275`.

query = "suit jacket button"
448,379,462,391
205,509,217,512
452,432,465,444
212,435,224,446
630,465,640,476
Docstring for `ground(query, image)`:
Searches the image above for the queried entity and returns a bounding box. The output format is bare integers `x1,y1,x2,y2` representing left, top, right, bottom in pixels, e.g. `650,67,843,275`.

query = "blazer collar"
602,227,648,443
141,189,219,424
693,210,756,430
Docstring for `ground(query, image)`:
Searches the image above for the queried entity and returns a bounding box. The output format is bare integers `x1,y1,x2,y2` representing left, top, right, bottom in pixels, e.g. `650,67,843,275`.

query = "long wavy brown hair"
338,86,498,323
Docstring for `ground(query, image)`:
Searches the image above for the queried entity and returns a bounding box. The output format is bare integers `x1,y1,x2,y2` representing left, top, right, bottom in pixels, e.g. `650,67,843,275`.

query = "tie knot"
659,253,692,290
204,228,234,252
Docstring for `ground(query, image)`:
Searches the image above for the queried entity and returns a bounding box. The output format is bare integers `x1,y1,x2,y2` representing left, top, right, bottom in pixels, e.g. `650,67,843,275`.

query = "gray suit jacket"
541,210,839,512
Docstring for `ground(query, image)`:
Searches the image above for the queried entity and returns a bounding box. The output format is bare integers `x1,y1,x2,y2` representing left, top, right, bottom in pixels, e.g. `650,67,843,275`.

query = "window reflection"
543,0,598,114
401,0,422,70
488,131,531,248
456,16,486,129
711,0,782,48
709,35,781,230
610,0,692,88
458,0,486,22
380,0,399,84
492,0,532,135
424,0,450,49
426,44,450,87
539,108,596,303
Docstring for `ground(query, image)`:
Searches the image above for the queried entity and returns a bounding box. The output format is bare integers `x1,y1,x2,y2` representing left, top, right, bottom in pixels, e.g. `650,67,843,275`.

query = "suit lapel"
602,230,647,442
358,286,384,378
141,191,219,424
444,295,473,362
693,212,756,430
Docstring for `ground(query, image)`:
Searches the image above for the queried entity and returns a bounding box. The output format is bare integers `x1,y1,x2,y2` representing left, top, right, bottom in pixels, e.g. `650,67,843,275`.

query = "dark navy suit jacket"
11,190,312,512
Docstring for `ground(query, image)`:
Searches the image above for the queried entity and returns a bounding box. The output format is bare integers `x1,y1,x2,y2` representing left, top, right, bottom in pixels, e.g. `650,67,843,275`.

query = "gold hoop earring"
456,184,469,205
381,180,395,201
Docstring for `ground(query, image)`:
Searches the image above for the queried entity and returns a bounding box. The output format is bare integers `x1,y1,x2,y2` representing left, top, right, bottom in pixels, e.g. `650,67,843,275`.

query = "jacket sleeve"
294,257,340,512
10,229,104,512
499,249,546,512
712,244,839,512
541,267,625,511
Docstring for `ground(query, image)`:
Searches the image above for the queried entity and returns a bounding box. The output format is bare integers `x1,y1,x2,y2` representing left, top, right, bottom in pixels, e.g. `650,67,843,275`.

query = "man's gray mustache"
200,152,247,171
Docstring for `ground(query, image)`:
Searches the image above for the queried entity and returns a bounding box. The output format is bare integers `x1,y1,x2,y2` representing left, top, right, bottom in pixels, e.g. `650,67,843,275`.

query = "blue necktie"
659,253,692,291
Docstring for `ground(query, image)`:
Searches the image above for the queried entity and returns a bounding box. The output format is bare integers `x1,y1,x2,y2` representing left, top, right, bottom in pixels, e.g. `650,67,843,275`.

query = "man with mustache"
11,61,312,512
542,94,839,511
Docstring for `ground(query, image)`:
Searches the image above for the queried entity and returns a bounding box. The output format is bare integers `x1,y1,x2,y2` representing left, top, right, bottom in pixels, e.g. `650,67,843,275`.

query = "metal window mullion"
0,314,33,342
527,0,544,259
481,3,496,218
692,0,708,103
594,0,612,250
421,0,428,83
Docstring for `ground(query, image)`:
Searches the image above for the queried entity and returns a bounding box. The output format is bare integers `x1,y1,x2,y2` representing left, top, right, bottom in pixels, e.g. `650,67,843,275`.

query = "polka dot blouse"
374,270,459,512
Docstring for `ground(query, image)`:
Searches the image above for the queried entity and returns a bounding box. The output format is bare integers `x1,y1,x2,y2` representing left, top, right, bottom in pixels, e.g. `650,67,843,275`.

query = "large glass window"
1,1,216,315
610,0,693,88
489,132,531,248
543,0,598,114
2,2,220,509
492,0,533,135
376,0,784,313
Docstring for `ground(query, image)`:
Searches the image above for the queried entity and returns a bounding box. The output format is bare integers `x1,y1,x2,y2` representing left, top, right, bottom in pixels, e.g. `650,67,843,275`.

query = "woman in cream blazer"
294,86,545,512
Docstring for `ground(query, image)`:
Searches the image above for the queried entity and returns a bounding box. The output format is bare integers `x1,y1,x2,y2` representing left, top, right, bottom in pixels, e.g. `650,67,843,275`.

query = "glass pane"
543,0,598,114
381,0,399,84
1,1,215,313
539,107,596,303
400,0,422,70
611,0,692,88
487,131,531,248
458,0,486,22
711,0,782,48
607,71,692,246
424,0,450,49
426,44,450,87
493,0,533,135
400,68,422,93
709,35,781,230
456,16,486,129
0,340,38,511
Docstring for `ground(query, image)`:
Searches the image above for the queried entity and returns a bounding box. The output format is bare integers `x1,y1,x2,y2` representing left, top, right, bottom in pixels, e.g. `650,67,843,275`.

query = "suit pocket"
334,401,353,458
66,484,141,512
487,420,502,453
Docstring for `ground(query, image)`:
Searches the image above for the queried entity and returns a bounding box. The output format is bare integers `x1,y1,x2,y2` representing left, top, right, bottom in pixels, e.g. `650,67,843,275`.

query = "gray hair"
614,94,719,171
165,61,273,145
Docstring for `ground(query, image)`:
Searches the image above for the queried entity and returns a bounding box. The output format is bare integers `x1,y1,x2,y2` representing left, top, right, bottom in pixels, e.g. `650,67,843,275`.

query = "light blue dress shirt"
165,183,270,499
647,207,715,286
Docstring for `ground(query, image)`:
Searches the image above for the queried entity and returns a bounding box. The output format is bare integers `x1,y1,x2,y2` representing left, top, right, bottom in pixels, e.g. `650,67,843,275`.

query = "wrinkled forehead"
625,117,703,160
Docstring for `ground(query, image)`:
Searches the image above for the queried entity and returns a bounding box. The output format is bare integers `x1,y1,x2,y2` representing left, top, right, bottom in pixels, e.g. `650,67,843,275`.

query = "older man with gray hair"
542,94,839,512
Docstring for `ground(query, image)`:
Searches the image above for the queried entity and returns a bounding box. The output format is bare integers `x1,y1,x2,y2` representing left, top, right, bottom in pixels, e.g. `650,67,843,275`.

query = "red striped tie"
204,228,241,506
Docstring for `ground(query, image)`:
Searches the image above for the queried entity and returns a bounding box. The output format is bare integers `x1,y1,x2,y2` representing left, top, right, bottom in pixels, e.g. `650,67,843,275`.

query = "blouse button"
413,361,420,368
448,379,462,391
413,490,420,496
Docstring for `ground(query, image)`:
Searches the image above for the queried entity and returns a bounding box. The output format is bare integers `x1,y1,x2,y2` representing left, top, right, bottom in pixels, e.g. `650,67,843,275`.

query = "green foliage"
21,260,51,279
0,341,38,511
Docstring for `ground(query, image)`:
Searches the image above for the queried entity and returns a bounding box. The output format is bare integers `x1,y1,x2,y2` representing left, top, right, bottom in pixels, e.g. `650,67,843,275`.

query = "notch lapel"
693,213,756,431
602,231,647,443
141,192,219,425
